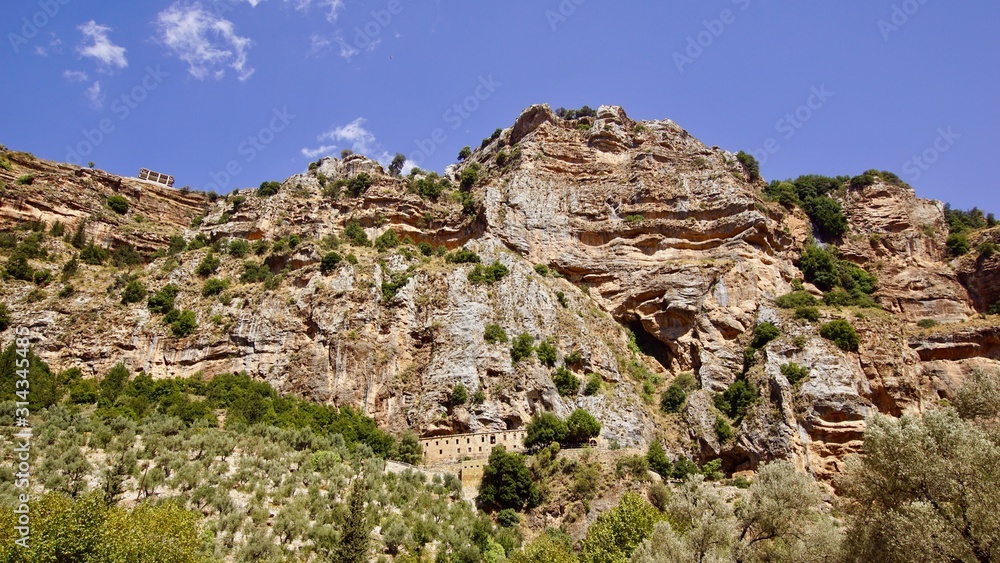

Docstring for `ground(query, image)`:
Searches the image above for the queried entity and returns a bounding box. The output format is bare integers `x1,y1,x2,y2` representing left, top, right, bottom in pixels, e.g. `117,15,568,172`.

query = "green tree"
536,339,558,367
946,233,971,257
646,441,672,478
202,277,228,297
107,194,129,214
451,384,469,406
170,310,198,337
100,363,130,403
511,332,535,363
121,280,147,304
820,319,860,352
320,251,342,274
565,409,601,444
333,477,373,563
736,151,761,182
195,252,220,276
396,430,422,465
579,492,662,563
0,303,10,332
750,322,780,349
258,180,281,197
660,384,686,413
478,445,541,511
389,153,406,176
714,379,759,423
524,412,567,450
552,367,580,396
96,501,208,563
458,146,472,161
484,323,508,344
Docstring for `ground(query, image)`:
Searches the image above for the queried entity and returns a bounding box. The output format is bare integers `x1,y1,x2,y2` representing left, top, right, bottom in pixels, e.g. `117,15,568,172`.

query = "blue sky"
2,1,998,212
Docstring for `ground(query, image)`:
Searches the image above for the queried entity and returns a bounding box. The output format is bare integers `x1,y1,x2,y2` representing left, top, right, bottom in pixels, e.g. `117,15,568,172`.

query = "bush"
460,163,480,190
795,306,821,322
533,263,549,276
484,323,508,344
477,446,541,511
750,322,780,349
450,384,468,406
715,379,759,423
227,239,250,257
240,261,271,284
646,441,671,478
775,290,819,309
410,174,450,201
579,492,661,563
780,362,809,386
803,196,849,239
458,146,472,161
120,280,147,304
497,508,520,528
552,367,579,396
736,151,761,182
917,318,939,329
169,310,198,337
946,233,971,257
564,409,601,444
257,181,281,197
380,272,411,302
106,195,129,214
446,248,481,264
345,173,373,197
80,242,109,265
511,333,534,363
660,383,686,413
798,243,839,291
0,303,10,332
584,373,602,396
468,262,509,285
820,319,860,351
374,229,400,251
195,253,220,276
147,284,179,313
714,416,734,442
16,174,34,185
202,277,228,297
524,412,567,450
4,253,34,281
536,339,558,367
978,242,998,259
344,221,369,246
555,291,568,308
320,252,342,274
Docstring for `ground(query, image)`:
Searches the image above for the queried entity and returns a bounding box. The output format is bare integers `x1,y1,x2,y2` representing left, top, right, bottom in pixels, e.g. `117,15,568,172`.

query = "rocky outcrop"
956,228,1000,313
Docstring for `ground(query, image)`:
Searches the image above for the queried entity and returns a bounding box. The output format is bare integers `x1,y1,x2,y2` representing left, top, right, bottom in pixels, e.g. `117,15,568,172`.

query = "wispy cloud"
301,117,414,173
62,70,90,82
85,81,104,108
77,21,128,70
247,0,345,23
154,3,254,81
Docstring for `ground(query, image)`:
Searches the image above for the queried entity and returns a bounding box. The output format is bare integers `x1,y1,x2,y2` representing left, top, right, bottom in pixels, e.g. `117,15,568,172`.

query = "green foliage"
16,174,35,185
388,153,406,176
344,221,369,246
775,290,819,308
555,105,596,120
660,383,686,413
750,322,780,349
804,196,849,238
227,238,250,257
579,492,661,563
168,310,198,337
533,263,549,276
195,252,220,277
458,146,472,161
374,228,401,251
106,194,129,214
795,306,821,322
625,214,645,224
460,163,481,190
80,242,109,265
241,261,272,283
556,291,568,308
0,303,9,332
447,248,481,264
334,477,373,563
536,339,558,367
781,362,810,386
769,181,800,207
451,384,468,406
410,173,451,200
646,441,671,478
714,416,734,442
565,409,601,444
736,151,761,182
552,367,580,396
468,262,509,285
320,251,342,274
478,446,542,512
380,272,411,302
524,412,567,450
584,373,602,396
111,243,144,267
510,333,534,361
820,319,860,351
121,280,147,304
564,349,583,365
917,318,939,329
484,323,508,344
714,379,759,424
944,203,990,234
346,173,373,197
202,277,228,297
978,241,998,259
946,233,971,257
147,284,179,313
4,252,34,281
257,180,281,197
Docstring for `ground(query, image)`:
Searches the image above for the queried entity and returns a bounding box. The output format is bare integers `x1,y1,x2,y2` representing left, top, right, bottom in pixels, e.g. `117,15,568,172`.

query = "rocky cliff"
1,105,997,478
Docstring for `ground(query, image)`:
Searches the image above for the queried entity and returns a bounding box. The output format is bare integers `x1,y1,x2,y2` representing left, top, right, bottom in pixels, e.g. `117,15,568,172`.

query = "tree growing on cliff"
477,446,541,512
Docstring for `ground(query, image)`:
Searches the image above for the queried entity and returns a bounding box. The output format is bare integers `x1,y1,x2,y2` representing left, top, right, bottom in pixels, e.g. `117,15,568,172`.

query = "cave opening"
626,320,675,372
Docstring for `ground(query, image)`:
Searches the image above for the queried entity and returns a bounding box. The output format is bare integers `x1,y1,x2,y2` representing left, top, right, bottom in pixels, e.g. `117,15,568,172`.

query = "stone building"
420,429,526,465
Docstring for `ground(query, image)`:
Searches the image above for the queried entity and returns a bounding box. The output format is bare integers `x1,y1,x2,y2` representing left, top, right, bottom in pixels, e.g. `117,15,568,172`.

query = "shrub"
169,310,197,337
446,248,480,264
468,262,509,285
320,252,342,274
579,493,661,563
227,239,250,257
110,244,143,267
344,221,369,246
736,151,761,182
715,379,759,423
147,284,179,313
511,332,534,363
660,383,686,413
410,174,450,200
374,229,400,251
458,146,472,161
80,242,109,265
460,163,480,190
714,416,734,442
534,263,549,276
0,303,10,332
750,322,780,349
4,253,33,281
946,233,971,257
240,261,271,283
484,323,507,344
536,339,558,367
780,362,809,386
257,181,281,197
120,280,147,304
978,242,998,259
450,384,468,406
106,195,129,214
646,441,671,478
584,373,602,396
565,409,601,444
775,290,819,309
202,278,228,297
388,153,406,176
820,319,860,352
345,173,373,198
849,172,877,190
795,306,821,322
16,174,34,185
380,272,411,302
195,253,220,277
917,318,939,329
552,367,580,396
555,291,568,308
524,412,567,450
798,243,839,291
803,196,849,239
477,446,541,511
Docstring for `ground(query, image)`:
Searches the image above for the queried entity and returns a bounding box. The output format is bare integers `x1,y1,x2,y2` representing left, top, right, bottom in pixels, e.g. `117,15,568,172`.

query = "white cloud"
301,118,415,173
77,21,128,70
85,81,105,108
154,3,254,81
247,0,344,22
63,70,90,82
300,144,338,159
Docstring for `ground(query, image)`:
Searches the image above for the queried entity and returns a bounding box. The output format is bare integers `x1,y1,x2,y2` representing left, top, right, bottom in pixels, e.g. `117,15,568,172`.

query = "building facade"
420,429,526,465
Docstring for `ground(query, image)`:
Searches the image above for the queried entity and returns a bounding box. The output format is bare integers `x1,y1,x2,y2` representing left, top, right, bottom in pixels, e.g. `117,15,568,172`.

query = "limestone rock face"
1,107,997,478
